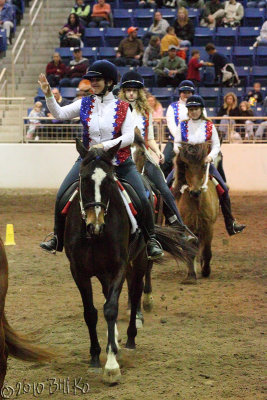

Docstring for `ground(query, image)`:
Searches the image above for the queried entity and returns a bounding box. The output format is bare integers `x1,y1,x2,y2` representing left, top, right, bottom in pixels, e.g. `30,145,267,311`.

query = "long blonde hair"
177,7,189,26
118,88,152,117
223,92,238,111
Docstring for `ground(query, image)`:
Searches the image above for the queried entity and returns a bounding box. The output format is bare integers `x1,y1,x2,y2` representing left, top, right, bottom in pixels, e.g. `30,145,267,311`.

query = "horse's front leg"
200,234,213,278
143,259,154,312
103,267,125,384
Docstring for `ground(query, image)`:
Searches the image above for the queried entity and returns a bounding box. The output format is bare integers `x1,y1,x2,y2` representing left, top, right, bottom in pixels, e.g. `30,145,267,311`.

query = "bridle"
79,174,110,221
180,162,211,194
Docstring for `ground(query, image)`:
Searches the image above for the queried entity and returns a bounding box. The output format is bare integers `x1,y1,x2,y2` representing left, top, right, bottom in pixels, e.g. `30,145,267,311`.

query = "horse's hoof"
143,293,154,312
181,276,197,285
102,367,121,385
136,318,143,329
125,339,136,350
89,358,101,369
202,268,211,278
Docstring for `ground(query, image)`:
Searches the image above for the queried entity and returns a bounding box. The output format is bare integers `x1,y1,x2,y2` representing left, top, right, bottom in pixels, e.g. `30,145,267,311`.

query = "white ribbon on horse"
201,162,211,192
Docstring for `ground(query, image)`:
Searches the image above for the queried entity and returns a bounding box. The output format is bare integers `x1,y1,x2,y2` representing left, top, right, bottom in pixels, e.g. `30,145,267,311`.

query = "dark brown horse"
0,237,52,398
173,143,219,282
64,139,195,384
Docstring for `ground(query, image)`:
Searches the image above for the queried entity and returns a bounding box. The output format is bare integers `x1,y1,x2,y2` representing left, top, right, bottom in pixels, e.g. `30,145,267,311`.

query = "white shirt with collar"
131,104,154,140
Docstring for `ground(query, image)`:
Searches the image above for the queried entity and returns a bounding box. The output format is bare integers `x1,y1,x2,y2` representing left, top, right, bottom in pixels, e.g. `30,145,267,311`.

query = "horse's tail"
3,313,53,362
155,225,197,264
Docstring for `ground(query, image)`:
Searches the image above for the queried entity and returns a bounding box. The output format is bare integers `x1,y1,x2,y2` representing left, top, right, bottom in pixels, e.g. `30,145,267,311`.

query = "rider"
118,70,197,242
174,94,246,236
39,60,163,259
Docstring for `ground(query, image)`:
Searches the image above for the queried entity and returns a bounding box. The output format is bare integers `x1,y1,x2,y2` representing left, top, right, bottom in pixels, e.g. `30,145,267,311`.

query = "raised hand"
38,73,52,97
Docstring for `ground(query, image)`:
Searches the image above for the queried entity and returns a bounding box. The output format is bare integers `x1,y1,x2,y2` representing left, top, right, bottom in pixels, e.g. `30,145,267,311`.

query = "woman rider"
174,95,246,236
39,60,163,259
118,70,197,242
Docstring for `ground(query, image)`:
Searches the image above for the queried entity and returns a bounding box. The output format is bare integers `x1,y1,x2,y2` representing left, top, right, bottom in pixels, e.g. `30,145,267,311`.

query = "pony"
173,142,219,282
64,139,195,384
0,237,52,397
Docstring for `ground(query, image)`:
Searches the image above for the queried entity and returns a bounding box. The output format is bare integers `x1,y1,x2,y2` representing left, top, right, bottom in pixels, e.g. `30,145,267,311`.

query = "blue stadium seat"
84,28,105,47
188,8,200,25
151,87,174,108
118,0,138,8
136,66,156,87
133,9,154,28
250,66,267,86
191,46,208,61
194,27,215,47
215,27,238,47
35,88,45,102
136,27,149,39
82,47,98,63
104,28,127,47
244,8,265,26
159,8,176,25
98,47,117,62
238,27,260,46
55,47,72,65
60,87,77,99
201,66,216,86
253,106,264,118
206,107,218,117
117,66,134,80
216,46,233,61
113,9,133,28
256,47,267,66
221,87,245,103
199,87,220,107
236,66,250,86
232,46,255,67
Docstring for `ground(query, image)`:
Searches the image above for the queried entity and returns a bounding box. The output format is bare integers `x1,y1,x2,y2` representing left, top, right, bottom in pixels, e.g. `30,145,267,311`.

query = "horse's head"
76,139,121,236
179,142,209,199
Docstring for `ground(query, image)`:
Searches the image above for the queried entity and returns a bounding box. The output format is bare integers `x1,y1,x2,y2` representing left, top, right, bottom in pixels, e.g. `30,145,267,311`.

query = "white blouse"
46,92,134,151
166,99,188,139
174,119,221,161
131,108,154,141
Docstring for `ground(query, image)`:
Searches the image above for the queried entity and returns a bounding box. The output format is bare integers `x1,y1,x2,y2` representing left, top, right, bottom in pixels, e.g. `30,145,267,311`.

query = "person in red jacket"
46,53,66,87
186,49,210,86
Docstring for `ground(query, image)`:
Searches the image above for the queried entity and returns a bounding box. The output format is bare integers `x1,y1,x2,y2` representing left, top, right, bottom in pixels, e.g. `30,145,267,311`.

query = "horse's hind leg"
76,279,101,368
143,260,154,312
200,240,212,278
181,254,197,284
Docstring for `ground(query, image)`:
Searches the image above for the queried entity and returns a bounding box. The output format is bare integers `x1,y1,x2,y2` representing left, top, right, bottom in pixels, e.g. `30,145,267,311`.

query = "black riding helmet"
186,95,205,108
120,70,144,89
83,60,118,95
178,80,195,94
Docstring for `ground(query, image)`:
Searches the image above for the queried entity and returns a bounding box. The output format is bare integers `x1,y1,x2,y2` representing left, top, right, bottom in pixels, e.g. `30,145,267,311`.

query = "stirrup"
146,238,164,260
40,232,57,255
232,221,246,235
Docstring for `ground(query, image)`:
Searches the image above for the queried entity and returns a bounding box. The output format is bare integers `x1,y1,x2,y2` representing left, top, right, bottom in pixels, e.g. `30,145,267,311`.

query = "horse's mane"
179,142,209,164
81,148,113,168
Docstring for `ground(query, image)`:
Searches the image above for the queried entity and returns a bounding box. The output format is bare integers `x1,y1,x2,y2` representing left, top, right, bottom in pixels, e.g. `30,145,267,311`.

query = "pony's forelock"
179,142,209,164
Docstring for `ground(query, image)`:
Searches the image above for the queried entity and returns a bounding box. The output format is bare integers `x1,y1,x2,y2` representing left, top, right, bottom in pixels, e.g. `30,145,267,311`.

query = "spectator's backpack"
221,63,240,87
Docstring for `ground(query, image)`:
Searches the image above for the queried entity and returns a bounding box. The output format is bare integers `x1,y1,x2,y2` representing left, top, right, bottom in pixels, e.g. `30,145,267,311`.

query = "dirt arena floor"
0,191,266,400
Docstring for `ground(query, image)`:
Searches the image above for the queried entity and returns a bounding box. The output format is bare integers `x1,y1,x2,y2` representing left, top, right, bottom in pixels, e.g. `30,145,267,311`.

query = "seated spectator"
44,88,71,123
143,11,169,45
154,44,187,87
205,43,239,86
255,112,267,140
236,101,254,139
59,47,89,87
245,82,264,106
59,13,84,48
139,0,157,7
253,21,267,48
217,92,239,138
115,27,144,67
147,94,164,118
200,0,225,28
26,101,45,141
186,49,210,86
143,36,161,67
177,0,205,9
88,0,111,28
46,52,66,88
160,26,180,56
221,0,244,28
0,0,14,45
71,0,90,26
173,7,194,47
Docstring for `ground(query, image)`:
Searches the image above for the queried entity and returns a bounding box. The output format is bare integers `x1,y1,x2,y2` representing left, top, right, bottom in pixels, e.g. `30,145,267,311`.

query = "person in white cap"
154,44,187,87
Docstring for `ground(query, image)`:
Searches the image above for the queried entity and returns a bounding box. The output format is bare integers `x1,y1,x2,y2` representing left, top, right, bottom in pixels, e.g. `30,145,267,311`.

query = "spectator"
217,92,239,138
154,44,187,87
200,0,225,28
177,0,205,9
71,0,90,26
115,27,144,67
160,26,180,56
139,0,157,7
186,49,210,86
44,88,71,125
0,0,14,45
147,94,164,118
173,7,194,47
255,111,267,140
143,36,161,67
26,101,45,141
59,13,84,48
236,101,254,139
59,47,89,87
205,43,239,86
245,82,264,106
46,52,66,88
144,11,169,45
221,0,244,27
254,21,267,48
88,0,112,28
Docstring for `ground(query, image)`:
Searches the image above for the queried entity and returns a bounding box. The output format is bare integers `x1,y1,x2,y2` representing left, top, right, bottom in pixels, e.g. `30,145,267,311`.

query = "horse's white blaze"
91,167,106,230
105,345,119,370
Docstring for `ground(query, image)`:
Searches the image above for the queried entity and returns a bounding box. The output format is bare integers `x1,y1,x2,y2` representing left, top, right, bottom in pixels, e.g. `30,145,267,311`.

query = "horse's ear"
76,138,88,159
106,141,122,160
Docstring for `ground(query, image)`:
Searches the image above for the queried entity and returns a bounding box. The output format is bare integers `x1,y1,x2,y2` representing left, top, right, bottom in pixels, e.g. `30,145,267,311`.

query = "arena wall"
0,144,266,191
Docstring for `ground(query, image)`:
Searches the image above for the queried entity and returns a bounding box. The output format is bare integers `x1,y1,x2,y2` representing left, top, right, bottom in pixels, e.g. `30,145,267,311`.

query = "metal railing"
0,68,7,97
11,28,26,97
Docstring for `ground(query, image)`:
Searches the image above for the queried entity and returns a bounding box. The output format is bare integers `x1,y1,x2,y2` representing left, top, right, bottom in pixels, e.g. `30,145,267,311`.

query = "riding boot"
141,206,164,260
220,195,246,236
40,204,65,253
163,203,198,244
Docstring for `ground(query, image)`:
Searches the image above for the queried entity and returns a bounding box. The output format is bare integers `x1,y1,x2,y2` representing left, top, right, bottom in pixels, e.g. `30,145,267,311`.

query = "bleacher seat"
98,47,117,62
60,87,77,99
118,0,138,8
253,106,264,119
256,47,267,66
199,87,220,107
159,8,176,25
82,47,97,63
201,66,216,86
206,107,218,117
232,46,255,66
151,87,174,108
215,28,238,47
250,66,267,86
84,28,105,47
0,29,7,53
113,9,133,28
216,46,233,61
117,66,134,79
191,47,209,61
221,87,245,102
35,88,45,102
105,28,127,47
136,27,149,39
194,27,215,46
238,27,260,46
136,66,156,87
133,9,154,27
244,8,265,27
236,66,250,86
188,8,200,25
